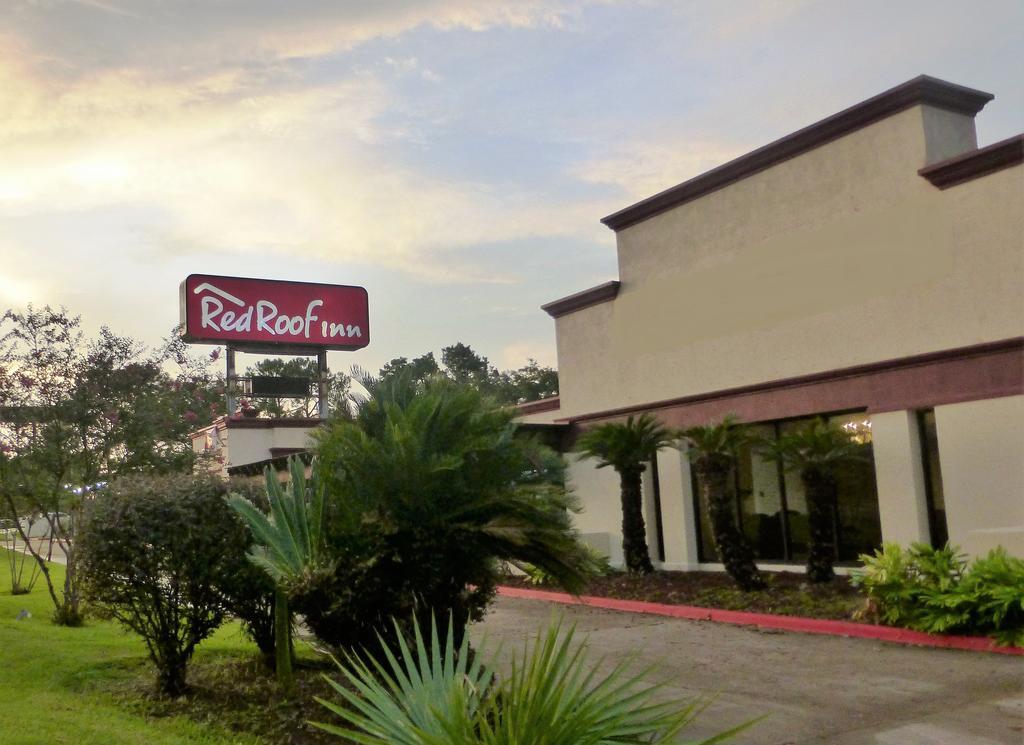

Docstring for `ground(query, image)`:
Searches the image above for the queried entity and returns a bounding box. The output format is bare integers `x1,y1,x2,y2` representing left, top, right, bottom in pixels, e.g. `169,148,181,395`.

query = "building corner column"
870,410,930,546
654,447,700,569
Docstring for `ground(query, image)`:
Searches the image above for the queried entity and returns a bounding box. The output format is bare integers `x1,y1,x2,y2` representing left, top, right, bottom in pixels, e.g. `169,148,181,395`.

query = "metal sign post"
317,350,329,419
225,345,237,417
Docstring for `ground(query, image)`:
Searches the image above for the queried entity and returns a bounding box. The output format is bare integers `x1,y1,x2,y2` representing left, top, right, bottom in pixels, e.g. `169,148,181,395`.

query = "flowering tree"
0,306,224,623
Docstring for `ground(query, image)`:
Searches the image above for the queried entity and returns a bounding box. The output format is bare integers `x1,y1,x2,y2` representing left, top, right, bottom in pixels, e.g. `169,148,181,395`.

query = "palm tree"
305,372,598,651
680,416,766,591
227,456,326,692
575,414,675,574
761,418,864,582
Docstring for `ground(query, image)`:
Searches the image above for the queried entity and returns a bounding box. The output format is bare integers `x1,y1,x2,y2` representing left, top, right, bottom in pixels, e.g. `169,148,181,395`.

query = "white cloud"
0,52,609,283
574,135,748,201
499,341,557,369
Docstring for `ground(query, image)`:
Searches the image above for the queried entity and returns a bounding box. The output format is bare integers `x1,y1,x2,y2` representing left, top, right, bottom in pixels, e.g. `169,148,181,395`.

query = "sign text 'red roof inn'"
180,274,369,351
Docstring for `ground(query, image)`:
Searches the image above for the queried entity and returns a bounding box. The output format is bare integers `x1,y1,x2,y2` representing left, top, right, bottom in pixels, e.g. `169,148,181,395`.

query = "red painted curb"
496,586,1024,656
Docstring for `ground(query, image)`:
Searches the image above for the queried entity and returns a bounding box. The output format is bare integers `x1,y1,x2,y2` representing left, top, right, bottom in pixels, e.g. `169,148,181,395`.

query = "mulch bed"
86,653,350,745
501,570,866,622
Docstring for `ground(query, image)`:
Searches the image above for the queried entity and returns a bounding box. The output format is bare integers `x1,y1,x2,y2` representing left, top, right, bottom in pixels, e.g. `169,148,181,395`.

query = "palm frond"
575,413,676,472
760,417,867,472
312,614,757,745
226,455,325,586
680,414,749,460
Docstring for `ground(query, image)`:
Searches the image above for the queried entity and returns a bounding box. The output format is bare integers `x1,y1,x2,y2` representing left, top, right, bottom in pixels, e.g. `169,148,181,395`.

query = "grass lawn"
0,551,343,745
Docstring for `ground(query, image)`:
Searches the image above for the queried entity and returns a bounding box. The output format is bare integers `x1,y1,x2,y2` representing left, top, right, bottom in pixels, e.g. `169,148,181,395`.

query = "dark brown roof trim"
561,337,1023,425
227,450,313,477
516,396,560,415
601,75,994,232
269,447,307,458
224,416,324,429
918,134,1024,189
542,281,620,318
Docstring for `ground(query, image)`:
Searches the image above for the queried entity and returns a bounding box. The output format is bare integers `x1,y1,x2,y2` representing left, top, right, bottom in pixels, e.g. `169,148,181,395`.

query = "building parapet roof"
918,133,1024,189
541,281,620,318
600,75,994,232
516,396,561,415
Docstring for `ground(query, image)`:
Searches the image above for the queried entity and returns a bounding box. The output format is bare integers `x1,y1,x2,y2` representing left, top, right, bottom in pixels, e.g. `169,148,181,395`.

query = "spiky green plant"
313,614,758,744
575,413,676,574
680,415,765,591
313,615,489,743
227,456,326,691
761,418,865,582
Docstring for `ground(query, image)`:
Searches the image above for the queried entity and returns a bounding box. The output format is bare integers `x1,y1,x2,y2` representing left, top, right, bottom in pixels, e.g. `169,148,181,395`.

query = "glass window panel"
736,425,787,560
691,462,719,563
778,420,811,561
827,413,882,561
689,411,883,565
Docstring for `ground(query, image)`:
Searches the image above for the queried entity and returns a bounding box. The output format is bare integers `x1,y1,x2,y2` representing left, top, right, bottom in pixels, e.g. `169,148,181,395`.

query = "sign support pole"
226,346,236,417
317,350,328,419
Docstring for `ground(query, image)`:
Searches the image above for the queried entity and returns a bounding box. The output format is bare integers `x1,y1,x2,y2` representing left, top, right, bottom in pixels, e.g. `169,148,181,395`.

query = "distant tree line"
376,342,558,406
246,342,557,418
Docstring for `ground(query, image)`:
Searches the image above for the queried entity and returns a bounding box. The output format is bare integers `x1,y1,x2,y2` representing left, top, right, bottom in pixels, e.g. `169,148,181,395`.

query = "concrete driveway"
475,596,1024,745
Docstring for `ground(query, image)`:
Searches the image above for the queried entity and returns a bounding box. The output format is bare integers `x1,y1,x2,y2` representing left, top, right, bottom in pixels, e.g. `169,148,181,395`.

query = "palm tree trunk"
693,454,765,591
274,588,294,692
619,467,654,574
801,468,837,582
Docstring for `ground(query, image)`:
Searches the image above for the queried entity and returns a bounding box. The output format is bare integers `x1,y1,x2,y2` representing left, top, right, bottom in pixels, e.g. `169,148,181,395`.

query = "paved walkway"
475,596,1024,745
2,537,66,564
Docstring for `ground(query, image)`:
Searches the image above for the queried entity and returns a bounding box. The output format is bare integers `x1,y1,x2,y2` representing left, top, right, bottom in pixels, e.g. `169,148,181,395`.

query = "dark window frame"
916,408,950,549
649,456,666,562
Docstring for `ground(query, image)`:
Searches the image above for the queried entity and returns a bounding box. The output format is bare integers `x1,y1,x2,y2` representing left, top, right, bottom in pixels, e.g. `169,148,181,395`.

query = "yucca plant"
227,456,326,691
680,416,765,591
313,615,490,743
761,418,864,582
575,413,676,574
313,613,758,744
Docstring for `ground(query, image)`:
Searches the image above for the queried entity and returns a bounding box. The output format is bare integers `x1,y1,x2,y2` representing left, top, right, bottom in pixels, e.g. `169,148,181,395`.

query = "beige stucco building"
528,75,1023,570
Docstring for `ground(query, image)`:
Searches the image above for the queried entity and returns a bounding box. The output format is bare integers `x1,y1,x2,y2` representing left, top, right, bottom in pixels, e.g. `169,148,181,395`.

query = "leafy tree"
244,357,352,418
680,416,766,591
227,458,326,691
303,371,595,651
496,358,559,404
575,414,675,574
376,343,558,405
0,306,224,624
78,472,246,696
441,342,491,388
378,352,440,385
761,418,864,582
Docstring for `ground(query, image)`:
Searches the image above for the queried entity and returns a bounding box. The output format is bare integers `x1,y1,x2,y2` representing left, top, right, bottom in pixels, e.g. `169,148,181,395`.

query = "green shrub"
853,542,1024,645
521,544,611,587
78,472,259,695
219,477,279,665
300,373,599,653
313,614,757,744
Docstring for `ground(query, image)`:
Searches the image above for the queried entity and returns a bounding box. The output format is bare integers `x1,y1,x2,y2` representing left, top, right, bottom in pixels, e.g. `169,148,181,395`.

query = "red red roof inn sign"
179,274,369,352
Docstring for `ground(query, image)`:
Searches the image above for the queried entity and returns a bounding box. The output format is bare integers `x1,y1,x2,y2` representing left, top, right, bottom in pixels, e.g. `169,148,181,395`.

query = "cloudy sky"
2,0,1021,375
